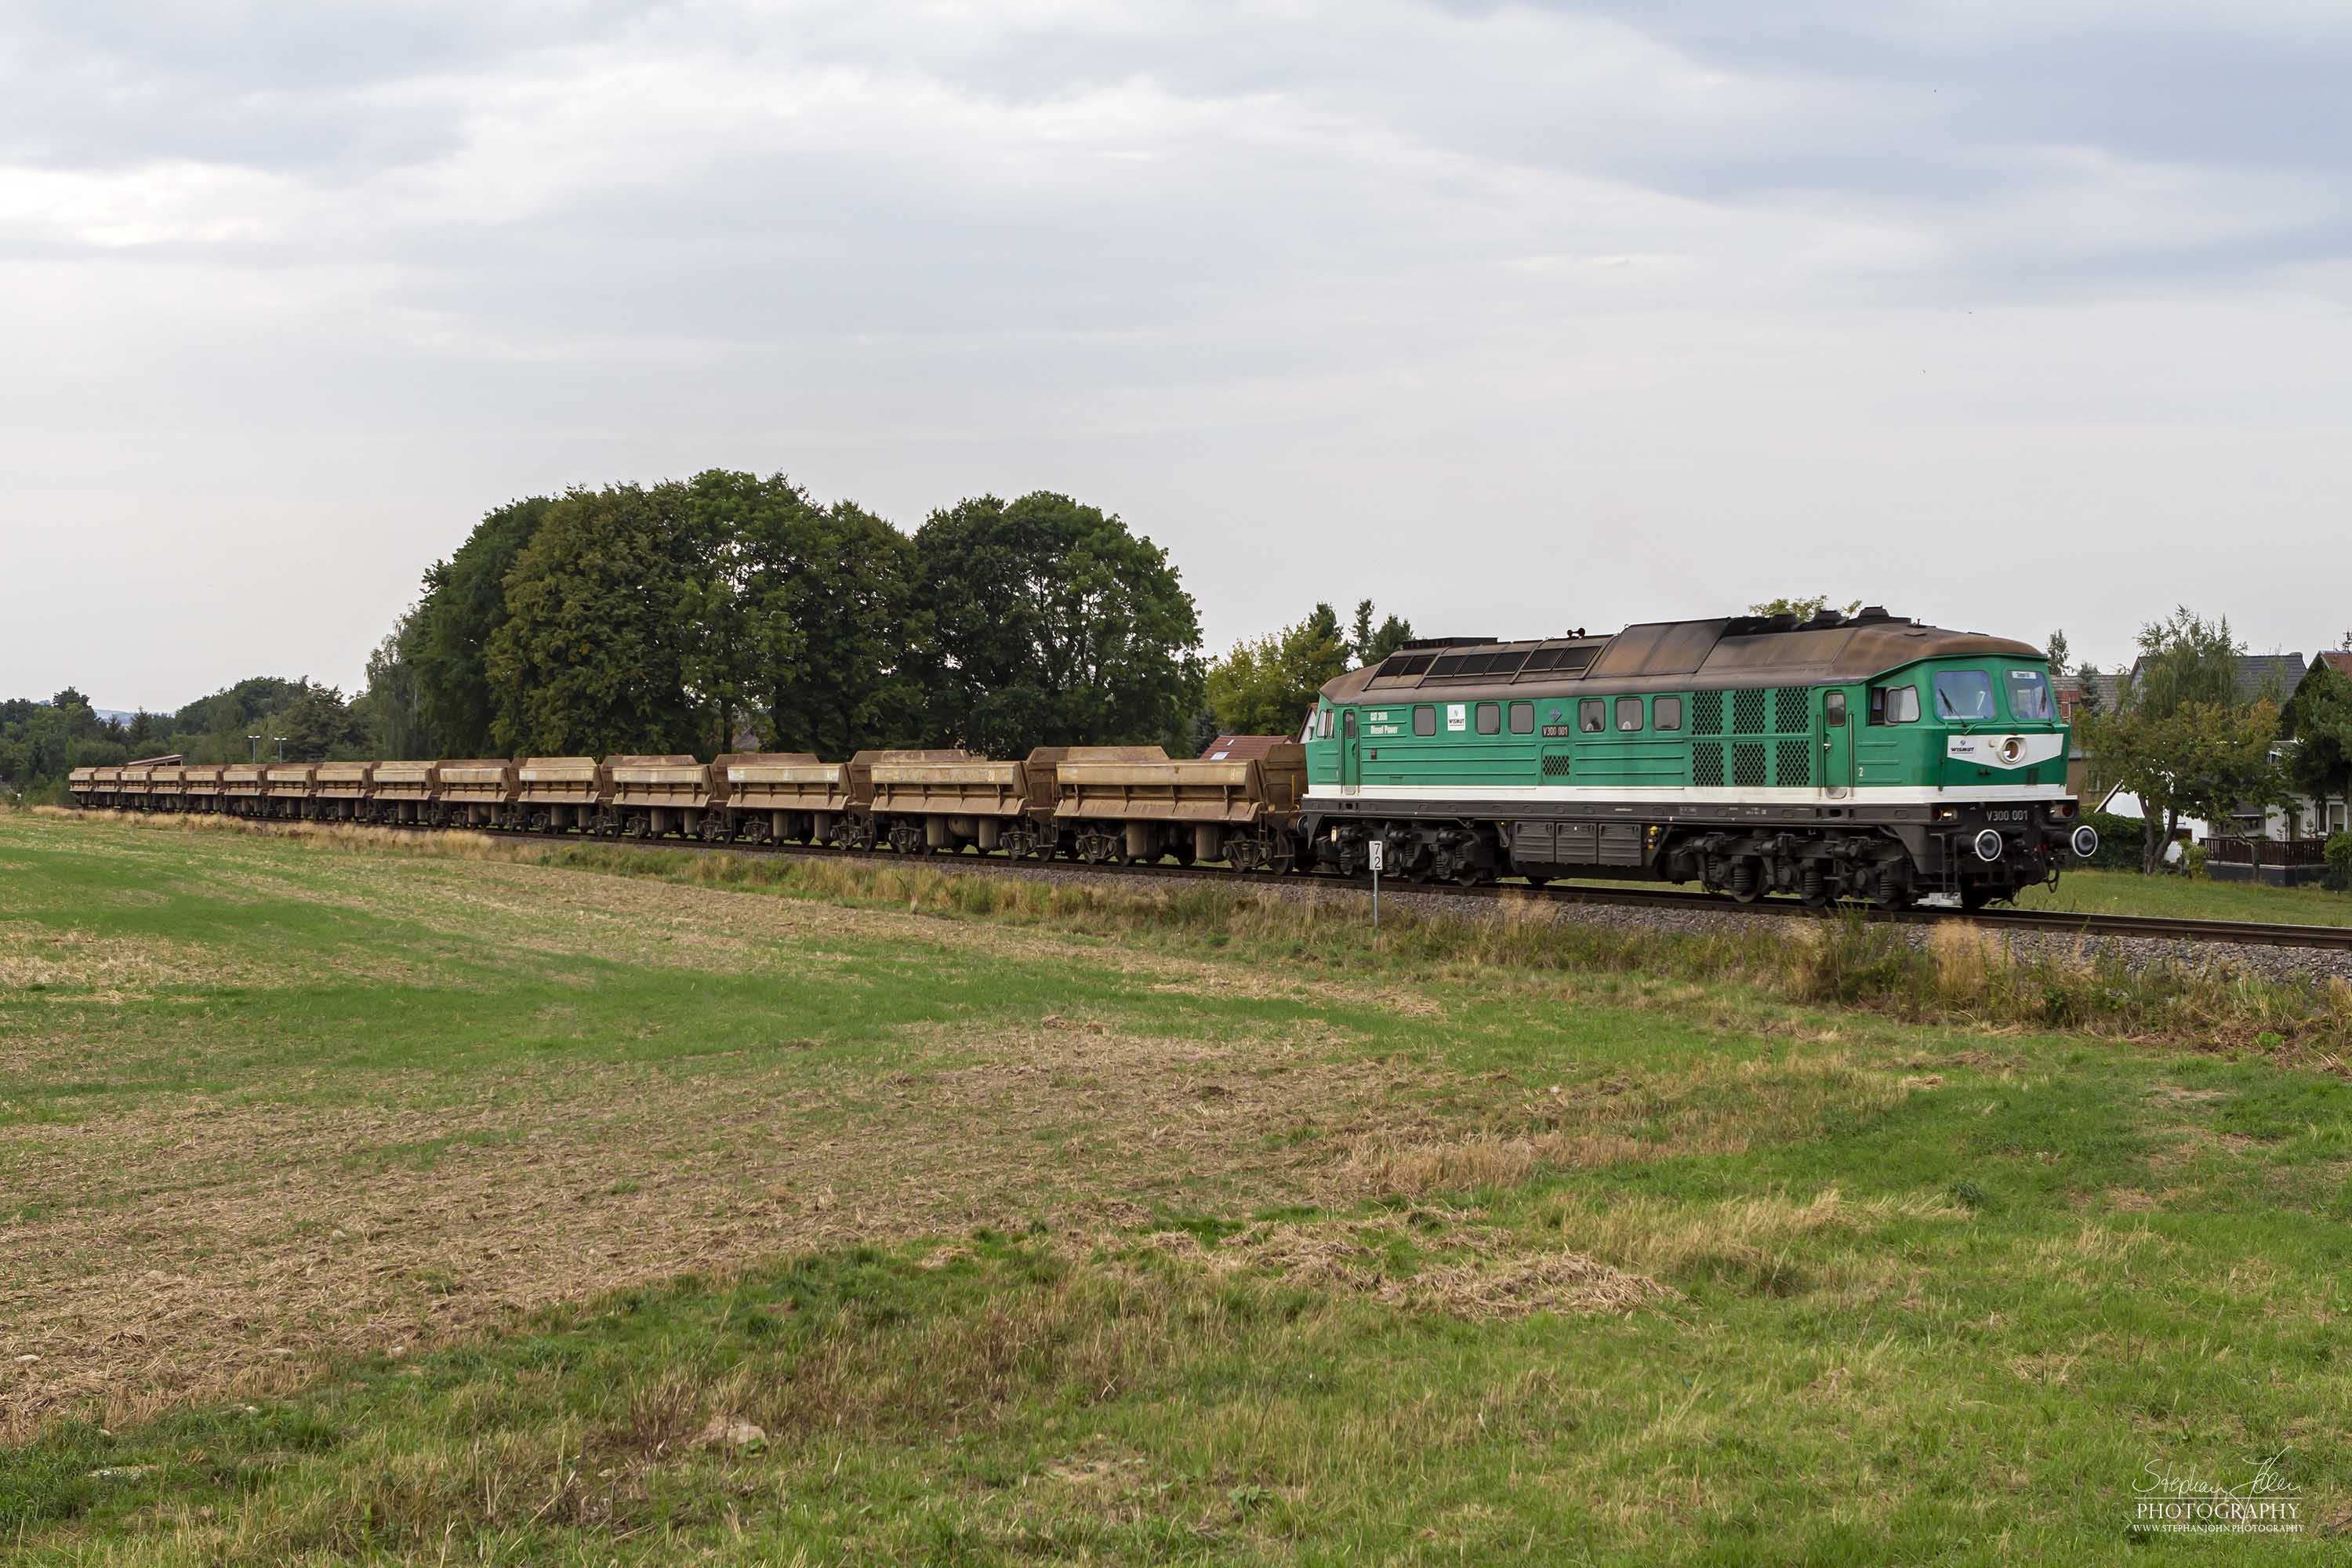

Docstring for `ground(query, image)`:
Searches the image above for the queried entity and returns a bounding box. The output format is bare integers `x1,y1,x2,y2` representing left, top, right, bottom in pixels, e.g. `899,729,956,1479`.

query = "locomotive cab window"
1579,699,1604,732
1413,706,1437,736
2005,668,2054,722
1616,697,1643,731
1654,696,1683,731
1871,684,1921,724
1933,670,1996,721
1824,691,1846,727
1343,710,1358,737
1475,702,1500,735
1508,701,1535,734
1317,708,1335,739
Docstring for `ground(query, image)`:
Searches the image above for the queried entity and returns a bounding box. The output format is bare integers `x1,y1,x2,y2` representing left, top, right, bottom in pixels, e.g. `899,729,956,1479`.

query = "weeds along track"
362,820,2352,956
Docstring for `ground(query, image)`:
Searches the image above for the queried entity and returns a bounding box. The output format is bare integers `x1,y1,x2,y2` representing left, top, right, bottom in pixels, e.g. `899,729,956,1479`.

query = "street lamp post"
245,735,261,762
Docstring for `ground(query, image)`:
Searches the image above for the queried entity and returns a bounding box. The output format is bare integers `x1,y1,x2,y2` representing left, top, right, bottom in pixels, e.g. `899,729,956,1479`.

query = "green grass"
2015,866,2352,926
4,810,2350,1563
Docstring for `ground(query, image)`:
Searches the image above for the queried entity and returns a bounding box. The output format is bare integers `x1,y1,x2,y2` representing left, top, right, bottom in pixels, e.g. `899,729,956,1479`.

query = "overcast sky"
5,0,2348,712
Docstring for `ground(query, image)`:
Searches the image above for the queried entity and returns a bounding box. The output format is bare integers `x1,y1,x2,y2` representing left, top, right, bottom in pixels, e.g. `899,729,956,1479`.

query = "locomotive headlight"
1933,805,1959,822
2049,800,2075,819
1973,829,2005,862
2071,825,2099,859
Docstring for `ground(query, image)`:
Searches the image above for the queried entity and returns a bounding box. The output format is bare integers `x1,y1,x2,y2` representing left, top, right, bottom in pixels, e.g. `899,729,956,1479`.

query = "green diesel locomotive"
1299,607,2095,908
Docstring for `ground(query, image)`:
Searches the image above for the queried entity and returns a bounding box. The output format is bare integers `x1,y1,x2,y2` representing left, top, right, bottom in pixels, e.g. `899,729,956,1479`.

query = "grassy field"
2,811,2348,1563
2015,866,2352,926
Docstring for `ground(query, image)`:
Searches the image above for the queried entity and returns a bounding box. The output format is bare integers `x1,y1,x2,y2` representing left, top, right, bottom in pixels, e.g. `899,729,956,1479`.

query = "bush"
2079,810,2146,871
2180,841,2208,880
2325,832,2352,893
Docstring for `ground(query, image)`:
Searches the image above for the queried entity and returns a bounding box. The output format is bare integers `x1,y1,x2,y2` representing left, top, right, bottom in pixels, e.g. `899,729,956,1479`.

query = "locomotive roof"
1320,608,2043,703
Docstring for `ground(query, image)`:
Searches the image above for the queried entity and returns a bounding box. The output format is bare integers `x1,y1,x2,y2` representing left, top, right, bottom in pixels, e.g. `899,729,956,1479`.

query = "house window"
1508,701,1535,735
1616,697,1643,731
1579,699,1604,733
1476,702,1500,735
1413,706,1436,736
1654,696,1683,731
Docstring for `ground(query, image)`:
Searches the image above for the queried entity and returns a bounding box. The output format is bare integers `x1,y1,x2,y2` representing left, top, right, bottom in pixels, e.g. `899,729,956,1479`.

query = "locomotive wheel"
1729,858,1764,904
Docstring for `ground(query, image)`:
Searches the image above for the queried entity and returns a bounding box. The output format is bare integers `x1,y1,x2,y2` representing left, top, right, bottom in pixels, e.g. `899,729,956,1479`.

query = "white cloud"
1,0,2348,709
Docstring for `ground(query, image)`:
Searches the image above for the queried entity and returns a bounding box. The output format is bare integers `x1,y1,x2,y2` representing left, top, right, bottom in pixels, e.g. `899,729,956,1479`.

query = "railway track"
447,822,2352,956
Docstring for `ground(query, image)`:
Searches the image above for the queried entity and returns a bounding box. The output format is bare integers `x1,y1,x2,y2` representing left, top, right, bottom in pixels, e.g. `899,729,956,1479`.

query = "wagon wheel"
1172,840,1196,867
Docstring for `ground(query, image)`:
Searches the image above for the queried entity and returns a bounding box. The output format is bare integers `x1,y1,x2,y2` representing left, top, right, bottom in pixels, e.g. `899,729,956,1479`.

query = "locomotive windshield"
2005,668,2054,721
1933,670,1996,721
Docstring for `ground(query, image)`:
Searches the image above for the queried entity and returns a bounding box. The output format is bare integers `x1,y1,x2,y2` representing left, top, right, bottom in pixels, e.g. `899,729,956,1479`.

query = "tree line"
3,473,1418,800
380,474,1207,763
0,677,372,791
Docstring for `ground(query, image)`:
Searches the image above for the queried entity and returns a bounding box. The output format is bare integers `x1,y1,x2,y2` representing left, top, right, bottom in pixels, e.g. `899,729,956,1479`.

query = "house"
2280,654,2352,840
2088,652,2339,881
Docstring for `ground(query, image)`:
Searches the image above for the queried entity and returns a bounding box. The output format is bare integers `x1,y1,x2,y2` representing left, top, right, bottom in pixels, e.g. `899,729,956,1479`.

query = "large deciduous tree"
912,492,1201,757
722,475,922,758
2086,608,2284,873
412,496,554,756
485,485,710,757
1207,607,1351,738
277,684,368,761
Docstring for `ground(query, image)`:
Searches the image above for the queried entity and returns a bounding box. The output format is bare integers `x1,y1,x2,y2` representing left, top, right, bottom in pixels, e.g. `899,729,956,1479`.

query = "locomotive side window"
1824,692,1846,727
1654,696,1683,731
1343,710,1358,737
1508,701,1535,734
1579,699,1604,732
1933,670,1996,721
1872,684,1921,724
1413,706,1437,736
2005,668,2054,721
1475,702,1500,735
1616,697,1643,731
1318,708,1335,739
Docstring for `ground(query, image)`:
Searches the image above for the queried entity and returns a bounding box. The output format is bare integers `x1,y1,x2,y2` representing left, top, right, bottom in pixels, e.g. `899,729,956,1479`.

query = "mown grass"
4,809,2350,1563
2015,865,2352,926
